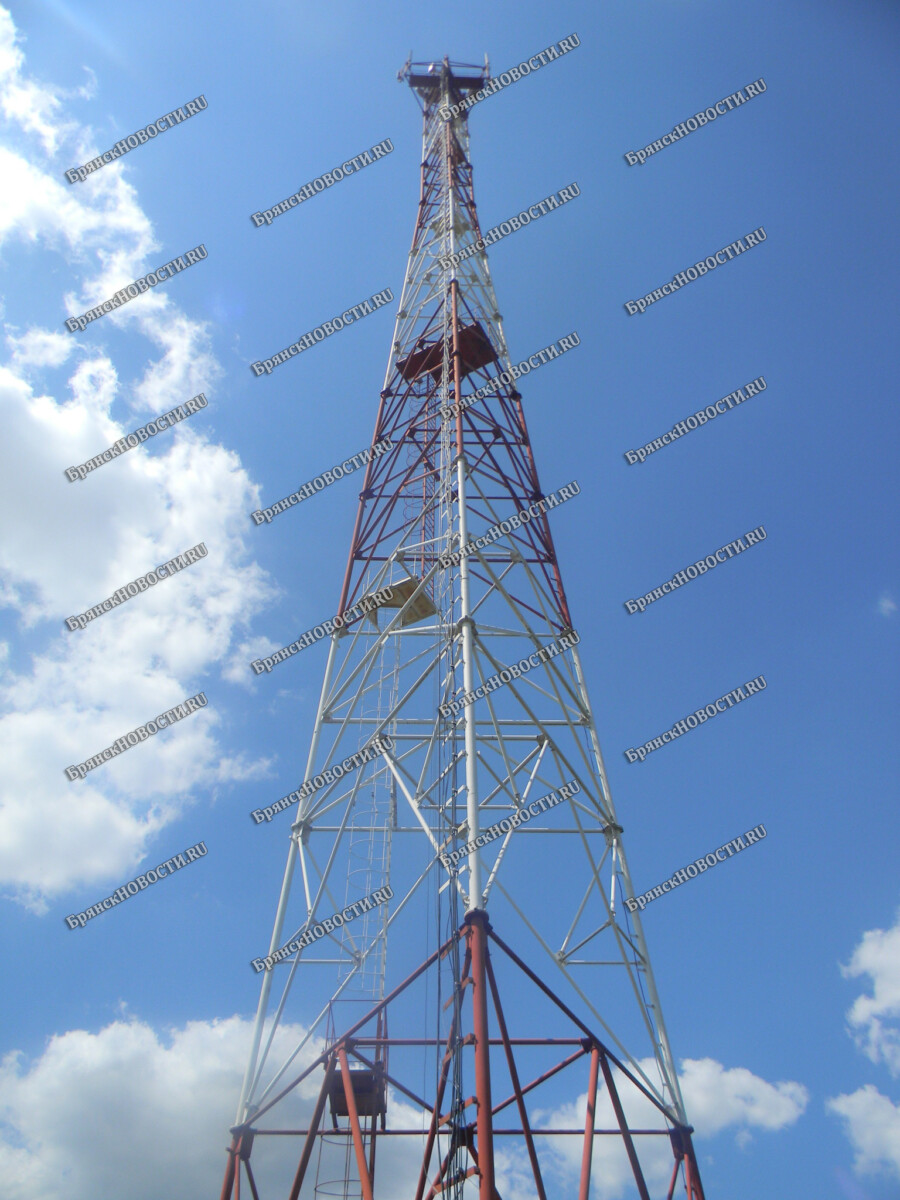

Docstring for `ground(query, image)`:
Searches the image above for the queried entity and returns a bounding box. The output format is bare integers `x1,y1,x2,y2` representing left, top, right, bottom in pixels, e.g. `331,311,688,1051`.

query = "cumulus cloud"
0,1016,317,1200
679,1056,809,1137
841,908,900,1076
829,1086,900,1178
0,1013,810,1200
828,909,900,1179
0,4,274,910
533,1055,808,1198
5,326,74,368
0,9,67,154
0,1013,441,1200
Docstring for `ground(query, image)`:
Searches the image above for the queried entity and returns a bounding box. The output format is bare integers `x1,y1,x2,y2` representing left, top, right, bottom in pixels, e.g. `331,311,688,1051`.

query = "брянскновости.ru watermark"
625,676,766,763
65,543,206,631
64,246,207,333
250,587,395,676
250,139,393,227
439,631,581,719
438,184,580,272
440,333,579,422
439,781,579,869
624,229,766,316
252,885,394,972
65,96,207,183
64,841,207,928
64,393,207,481
250,735,394,824
439,35,580,121
624,527,767,614
624,378,767,465
250,288,393,377
623,79,766,166
625,825,767,914
64,693,208,780
437,482,580,570
251,439,392,526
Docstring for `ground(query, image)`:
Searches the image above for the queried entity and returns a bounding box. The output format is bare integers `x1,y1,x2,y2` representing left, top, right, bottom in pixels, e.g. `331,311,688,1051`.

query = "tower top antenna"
399,55,488,107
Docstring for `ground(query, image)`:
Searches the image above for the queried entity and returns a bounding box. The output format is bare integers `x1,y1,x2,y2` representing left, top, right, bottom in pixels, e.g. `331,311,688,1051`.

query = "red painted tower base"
219,912,705,1199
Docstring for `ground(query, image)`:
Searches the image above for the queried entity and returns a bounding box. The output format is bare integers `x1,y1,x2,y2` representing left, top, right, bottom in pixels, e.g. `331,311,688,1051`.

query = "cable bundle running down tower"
220,57,707,1200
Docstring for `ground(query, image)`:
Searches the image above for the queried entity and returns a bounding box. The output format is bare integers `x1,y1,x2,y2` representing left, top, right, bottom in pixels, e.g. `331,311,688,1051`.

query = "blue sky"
0,0,898,1196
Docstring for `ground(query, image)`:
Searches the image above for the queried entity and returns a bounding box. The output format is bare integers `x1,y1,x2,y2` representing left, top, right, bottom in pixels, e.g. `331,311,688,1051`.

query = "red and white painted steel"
221,56,706,1200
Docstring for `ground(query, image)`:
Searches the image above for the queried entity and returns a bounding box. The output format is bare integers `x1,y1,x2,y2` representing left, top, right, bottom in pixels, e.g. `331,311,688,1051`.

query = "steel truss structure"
221,57,706,1199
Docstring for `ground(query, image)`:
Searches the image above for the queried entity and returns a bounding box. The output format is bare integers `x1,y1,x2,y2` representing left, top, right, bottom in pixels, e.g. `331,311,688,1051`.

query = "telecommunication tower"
219,57,706,1199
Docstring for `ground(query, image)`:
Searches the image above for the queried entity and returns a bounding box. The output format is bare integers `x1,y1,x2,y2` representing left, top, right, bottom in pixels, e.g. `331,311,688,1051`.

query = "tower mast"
220,57,706,1200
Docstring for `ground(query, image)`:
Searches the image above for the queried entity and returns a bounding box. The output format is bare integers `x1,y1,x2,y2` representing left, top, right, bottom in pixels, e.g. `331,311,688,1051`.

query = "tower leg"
244,1159,261,1200
683,1139,707,1200
414,972,465,1200
219,1135,238,1200
287,1058,335,1200
666,1157,680,1200
669,1125,707,1200
338,1047,375,1200
599,1050,651,1200
467,911,495,1200
578,1045,601,1199
485,954,546,1199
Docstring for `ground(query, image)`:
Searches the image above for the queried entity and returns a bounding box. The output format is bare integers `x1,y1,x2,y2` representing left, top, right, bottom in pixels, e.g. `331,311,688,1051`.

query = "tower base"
219,911,705,1199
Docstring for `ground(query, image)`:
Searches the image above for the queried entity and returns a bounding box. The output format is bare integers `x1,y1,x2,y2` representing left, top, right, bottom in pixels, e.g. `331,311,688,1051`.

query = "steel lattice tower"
220,58,706,1200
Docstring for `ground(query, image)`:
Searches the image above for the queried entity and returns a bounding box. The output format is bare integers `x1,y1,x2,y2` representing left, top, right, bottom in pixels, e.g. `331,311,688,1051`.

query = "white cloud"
679,1056,809,1136
0,1015,319,1200
0,352,275,909
494,1144,551,1200
0,1013,443,1200
827,910,900,1179
533,1055,808,1198
0,9,66,154
877,593,897,617
0,1005,810,1200
828,1085,900,1177
5,326,74,369
0,4,275,909
222,635,282,687
841,909,900,1076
